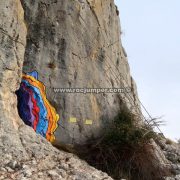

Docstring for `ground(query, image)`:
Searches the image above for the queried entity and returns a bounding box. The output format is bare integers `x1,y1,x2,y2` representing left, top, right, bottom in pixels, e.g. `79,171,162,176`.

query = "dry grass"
76,105,171,180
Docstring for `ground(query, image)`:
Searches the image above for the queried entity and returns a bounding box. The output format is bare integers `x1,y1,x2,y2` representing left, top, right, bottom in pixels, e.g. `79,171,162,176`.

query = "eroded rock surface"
0,0,27,165
21,0,141,145
157,138,180,179
0,1,113,179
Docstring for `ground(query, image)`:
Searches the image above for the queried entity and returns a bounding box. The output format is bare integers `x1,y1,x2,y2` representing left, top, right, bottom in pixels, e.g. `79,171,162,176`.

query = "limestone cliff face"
0,0,27,162
21,0,140,145
0,0,26,129
0,1,113,179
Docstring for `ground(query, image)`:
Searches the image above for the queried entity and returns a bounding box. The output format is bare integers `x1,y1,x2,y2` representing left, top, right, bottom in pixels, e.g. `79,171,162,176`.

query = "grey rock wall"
21,0,141,145
0,0,28,164
0,1,113,179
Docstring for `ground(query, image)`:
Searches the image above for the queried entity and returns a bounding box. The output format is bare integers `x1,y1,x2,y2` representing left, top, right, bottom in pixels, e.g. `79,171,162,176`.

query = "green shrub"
102,107,155,148
76,105,169,180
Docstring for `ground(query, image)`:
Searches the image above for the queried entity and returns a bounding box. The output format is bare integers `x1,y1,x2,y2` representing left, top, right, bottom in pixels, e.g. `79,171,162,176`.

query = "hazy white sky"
115,0,180,140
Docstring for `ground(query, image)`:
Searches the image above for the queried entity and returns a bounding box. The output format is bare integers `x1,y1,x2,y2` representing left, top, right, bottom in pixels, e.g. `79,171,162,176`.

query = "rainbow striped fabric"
16,71,59,142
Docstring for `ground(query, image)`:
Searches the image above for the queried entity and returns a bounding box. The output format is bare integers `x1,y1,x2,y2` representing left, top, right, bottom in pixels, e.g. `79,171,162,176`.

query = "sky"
115,0,180,140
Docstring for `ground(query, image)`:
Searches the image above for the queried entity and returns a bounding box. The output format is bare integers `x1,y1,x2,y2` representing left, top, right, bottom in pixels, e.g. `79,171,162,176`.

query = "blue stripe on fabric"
22,80,49,138
27,71,38,80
